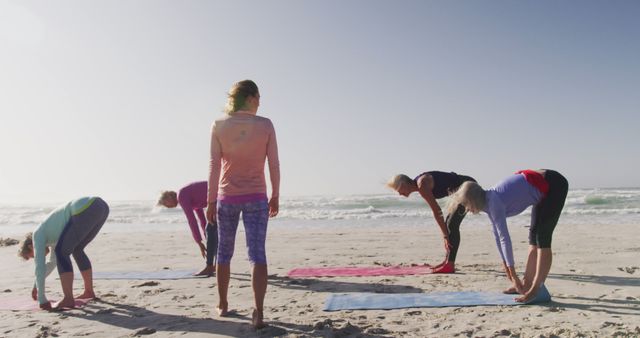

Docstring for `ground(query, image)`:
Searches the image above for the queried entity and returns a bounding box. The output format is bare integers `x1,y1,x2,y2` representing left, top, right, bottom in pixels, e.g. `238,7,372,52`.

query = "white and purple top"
483,174,543,267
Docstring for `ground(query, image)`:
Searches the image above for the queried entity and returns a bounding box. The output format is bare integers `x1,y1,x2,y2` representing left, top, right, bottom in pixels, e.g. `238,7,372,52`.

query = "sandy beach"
0,222,638,337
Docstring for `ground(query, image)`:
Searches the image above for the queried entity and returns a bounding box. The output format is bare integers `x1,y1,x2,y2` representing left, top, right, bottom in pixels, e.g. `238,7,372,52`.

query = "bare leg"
528,248,552,296
216,264,231,316
522,245,538,289
252,264,268,329
76,269,96,299
55,272,75,309
195,264,215,277
504,245,538,294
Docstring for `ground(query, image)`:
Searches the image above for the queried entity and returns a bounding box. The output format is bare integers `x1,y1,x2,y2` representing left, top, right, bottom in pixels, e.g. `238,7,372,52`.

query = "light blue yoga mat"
90,270,201,280
324,285,551,311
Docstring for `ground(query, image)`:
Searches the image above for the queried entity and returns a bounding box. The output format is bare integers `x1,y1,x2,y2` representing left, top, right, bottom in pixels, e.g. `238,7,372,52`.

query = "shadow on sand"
65,298,393,337
547,272,640,287
64,299,250,336
231,272,425,294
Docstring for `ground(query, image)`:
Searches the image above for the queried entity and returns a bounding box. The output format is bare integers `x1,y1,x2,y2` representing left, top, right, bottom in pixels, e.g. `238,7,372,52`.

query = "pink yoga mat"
0,297,92,311
287,265,434,277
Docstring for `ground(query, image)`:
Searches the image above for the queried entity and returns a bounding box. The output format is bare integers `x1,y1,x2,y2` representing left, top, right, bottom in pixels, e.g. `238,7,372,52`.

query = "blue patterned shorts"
216,199,269,265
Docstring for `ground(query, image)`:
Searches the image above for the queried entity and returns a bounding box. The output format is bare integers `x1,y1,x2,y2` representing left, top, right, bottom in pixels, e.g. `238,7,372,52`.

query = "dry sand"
0,222,638,337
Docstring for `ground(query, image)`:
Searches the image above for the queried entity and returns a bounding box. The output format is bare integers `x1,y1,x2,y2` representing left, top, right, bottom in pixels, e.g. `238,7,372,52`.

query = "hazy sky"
1,1,639,203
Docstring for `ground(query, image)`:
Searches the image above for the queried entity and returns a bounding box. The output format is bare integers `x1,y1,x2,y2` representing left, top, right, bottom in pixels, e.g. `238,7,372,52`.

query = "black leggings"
529,170,569,248
444,175,476,262
206,222,218,265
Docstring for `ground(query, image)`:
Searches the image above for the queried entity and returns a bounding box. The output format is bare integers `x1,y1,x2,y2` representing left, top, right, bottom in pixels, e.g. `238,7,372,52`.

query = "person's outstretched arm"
489,211,524,293
416,174,451,250
32,230,52,307
179,199,203,243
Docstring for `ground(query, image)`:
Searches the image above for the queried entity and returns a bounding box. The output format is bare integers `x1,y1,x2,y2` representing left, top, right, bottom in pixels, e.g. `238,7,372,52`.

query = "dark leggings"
55,198,109,273
529,170,569,248
444,175,476,262
206,222,218,265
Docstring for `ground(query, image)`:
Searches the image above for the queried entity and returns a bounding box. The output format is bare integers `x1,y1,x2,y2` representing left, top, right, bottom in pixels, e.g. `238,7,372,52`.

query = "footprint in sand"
132,281,160,288
0,238,19,246
132,327,156,336
617,266,639,274
36,325,59,338
332,322,362,336
257,326,287,335
142,288,171,295
366,327,391,335
494,329,512,336
601,321,623,329
171,295,195,301
313,319,333,330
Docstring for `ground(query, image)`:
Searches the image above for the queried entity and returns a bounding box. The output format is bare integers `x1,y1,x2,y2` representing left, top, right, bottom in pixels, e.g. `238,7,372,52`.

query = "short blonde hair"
18,232,33,260
157,191,177,206
224,80,259,114
447,181,486,214
386,174,414,191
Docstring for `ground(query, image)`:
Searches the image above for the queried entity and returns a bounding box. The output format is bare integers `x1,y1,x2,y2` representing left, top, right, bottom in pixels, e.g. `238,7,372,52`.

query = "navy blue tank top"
414,171,463,199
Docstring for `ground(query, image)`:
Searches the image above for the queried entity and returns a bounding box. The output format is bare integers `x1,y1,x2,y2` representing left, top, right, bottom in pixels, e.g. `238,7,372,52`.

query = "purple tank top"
415,171,463,199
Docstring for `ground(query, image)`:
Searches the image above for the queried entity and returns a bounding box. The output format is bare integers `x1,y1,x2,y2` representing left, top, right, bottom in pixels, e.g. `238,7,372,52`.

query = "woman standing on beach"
18,197,109,310
157,181,217,277
447,169,568,302
388,171,476,273
206,80,280,329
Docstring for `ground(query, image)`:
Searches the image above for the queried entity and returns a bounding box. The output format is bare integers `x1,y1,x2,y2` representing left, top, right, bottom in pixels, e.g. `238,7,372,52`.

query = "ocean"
1,188,639,236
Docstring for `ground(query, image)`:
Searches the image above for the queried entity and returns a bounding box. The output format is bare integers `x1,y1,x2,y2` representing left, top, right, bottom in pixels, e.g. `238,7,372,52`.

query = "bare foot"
252,308,266,329
76,291,96,299
53,297,76,310
515,291,536,303
503,286,519,294
216,302,230,317
194,265,215,277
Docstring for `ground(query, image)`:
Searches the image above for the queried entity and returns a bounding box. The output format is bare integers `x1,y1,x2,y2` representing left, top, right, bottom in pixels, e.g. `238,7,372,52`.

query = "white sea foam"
1,188,639,234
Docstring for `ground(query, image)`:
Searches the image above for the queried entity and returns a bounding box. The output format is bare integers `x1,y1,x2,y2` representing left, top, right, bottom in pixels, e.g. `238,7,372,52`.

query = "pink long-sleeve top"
178,181,208,243
208,111,280,203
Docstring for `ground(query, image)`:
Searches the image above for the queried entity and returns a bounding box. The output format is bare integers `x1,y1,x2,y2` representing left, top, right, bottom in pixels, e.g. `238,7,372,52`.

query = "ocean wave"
1,189,639,225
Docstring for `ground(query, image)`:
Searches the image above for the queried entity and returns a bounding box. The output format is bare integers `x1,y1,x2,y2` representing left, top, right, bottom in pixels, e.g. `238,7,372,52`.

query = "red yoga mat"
287,265,434,277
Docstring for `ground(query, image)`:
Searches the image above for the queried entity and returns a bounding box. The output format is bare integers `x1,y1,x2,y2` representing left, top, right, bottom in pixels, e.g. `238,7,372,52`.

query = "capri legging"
55,198,110,273
443,175,476,262
216,199,269,265
529,170,569,248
